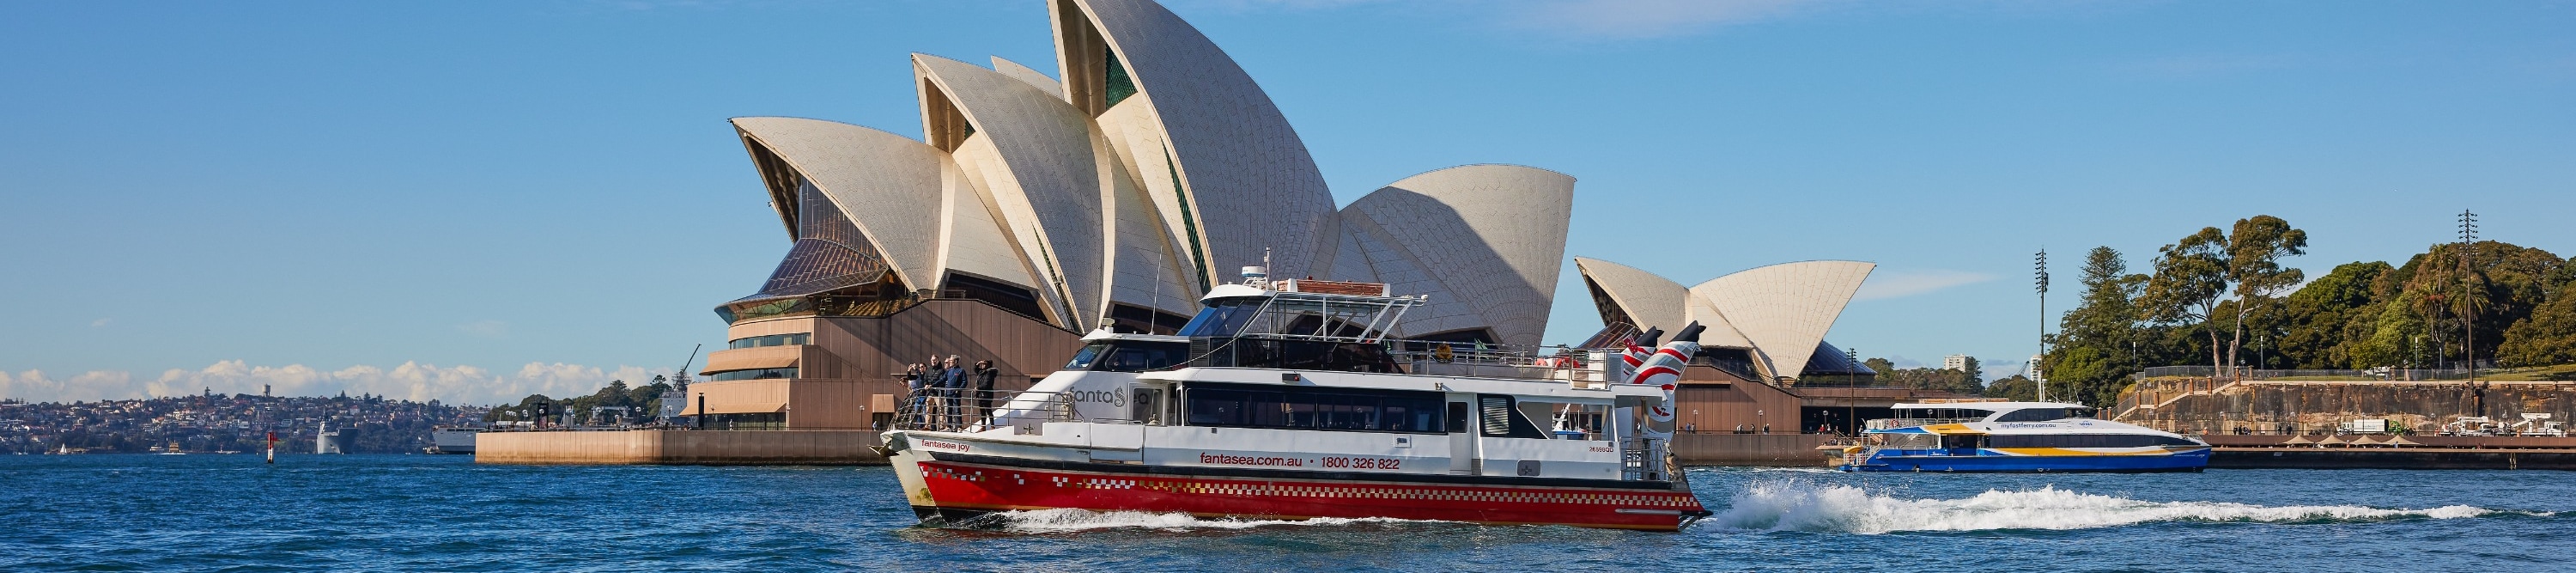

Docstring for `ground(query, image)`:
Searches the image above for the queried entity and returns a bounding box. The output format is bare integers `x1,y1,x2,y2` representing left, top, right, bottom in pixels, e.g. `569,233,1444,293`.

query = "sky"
3,0,2571,404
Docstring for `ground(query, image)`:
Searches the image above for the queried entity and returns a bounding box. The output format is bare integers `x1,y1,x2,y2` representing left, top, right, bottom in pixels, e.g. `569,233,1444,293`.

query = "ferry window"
1989,434,2197,448
1178,300,1262,338
1476,394,1546,439
1996,408,2081,423
1525,402,1611,441
1063,344,1111,370
1098,342,1188,372
1184,382,1443,434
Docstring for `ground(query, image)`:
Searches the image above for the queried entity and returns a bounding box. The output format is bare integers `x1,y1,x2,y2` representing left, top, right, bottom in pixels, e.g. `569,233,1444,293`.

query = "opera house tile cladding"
683,0,1580,429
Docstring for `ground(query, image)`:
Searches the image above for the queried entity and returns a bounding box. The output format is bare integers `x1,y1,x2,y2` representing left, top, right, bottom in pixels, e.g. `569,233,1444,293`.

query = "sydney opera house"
677,0,1930,440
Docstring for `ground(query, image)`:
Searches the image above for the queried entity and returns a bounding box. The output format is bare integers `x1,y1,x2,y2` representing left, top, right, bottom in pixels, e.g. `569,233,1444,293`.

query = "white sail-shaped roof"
914,54,1111,330
728,117,945,290
1574,257,1691,336
714,0,1584,344
1337,165,1573,347
1690,261,1875,381
1575,258,1868,381
990,57,1064,100
1052,0,1338,282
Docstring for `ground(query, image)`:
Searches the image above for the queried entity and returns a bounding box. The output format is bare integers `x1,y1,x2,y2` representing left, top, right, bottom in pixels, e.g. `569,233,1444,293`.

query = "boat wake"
1711,481,2540,534
992,509,1436,533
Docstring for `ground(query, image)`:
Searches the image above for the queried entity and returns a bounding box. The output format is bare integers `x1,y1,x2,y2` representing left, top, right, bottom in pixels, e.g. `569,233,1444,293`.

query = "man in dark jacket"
940,357,967,429
971,360,999,426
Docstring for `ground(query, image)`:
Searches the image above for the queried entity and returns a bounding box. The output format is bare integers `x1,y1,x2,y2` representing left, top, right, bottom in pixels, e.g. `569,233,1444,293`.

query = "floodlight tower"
2035,248,2050,403
2458,210,2478,389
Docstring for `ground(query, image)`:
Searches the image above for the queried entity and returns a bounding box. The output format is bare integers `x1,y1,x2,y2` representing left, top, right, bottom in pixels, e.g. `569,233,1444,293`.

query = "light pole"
2035,248,2050,403
2458,209,2477,386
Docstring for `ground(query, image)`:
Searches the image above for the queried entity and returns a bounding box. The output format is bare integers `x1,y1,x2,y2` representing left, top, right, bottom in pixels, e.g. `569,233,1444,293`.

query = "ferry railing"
1389,346,1625,386
891,389,1076,433
1620,437,1669,482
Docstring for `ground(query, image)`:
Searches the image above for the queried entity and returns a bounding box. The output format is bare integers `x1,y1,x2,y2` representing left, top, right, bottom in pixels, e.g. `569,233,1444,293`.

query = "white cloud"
90,318,112,328
2,361,666,405
1854,269,1996,301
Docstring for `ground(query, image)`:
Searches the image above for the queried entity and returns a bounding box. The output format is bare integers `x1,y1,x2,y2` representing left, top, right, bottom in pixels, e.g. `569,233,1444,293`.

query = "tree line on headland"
2019,215,2576,407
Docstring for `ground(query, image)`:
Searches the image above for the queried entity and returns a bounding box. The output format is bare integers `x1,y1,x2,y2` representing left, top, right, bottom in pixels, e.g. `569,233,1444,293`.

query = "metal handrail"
890,389,1078,433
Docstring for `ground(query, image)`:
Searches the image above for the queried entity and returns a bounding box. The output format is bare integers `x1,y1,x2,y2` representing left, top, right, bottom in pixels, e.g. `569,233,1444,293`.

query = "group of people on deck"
902,355,998,430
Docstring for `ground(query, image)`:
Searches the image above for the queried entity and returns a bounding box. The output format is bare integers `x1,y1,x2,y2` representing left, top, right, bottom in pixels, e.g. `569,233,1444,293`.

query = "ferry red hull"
912,459,1709,531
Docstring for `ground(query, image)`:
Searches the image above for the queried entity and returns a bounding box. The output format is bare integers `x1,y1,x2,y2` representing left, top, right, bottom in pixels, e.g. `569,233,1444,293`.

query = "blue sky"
3,0,2571,404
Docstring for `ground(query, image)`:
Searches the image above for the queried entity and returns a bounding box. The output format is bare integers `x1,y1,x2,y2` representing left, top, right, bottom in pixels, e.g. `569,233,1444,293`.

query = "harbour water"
3,454,2564,571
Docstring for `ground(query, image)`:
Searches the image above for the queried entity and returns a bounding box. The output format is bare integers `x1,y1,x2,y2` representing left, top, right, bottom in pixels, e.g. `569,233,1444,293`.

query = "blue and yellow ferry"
1837,400,2210,472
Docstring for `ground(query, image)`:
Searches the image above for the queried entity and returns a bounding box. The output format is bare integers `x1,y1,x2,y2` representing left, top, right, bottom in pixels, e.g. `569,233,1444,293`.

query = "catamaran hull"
891,450,1709,531
1839,448,2211,473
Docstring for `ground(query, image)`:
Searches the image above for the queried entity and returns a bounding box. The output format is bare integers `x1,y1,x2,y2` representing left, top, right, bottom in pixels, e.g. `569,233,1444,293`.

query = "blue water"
3,454,2565,571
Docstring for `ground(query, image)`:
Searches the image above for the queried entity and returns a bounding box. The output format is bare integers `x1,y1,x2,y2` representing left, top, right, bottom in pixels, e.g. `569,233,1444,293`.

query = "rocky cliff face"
2115,378,2576,434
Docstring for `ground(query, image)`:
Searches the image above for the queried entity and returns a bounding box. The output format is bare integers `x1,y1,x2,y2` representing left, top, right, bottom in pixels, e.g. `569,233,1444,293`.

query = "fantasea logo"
1066,389,1127,407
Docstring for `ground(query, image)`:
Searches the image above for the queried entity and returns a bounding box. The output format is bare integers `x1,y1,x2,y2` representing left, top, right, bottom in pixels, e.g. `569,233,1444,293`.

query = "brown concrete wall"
692,301,1077,430
475,430,887,466
1672,366,1804,434
702,344,805,374
808,299,1084,381
2118,380,2576,434
1672,432,1837,466
785,380,884,430
685,379,791,415
475,430,660,464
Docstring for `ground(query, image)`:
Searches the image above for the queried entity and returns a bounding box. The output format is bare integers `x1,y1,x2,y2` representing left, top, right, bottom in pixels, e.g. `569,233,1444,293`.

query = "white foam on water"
994,509,1431,533
1712,481,2521,534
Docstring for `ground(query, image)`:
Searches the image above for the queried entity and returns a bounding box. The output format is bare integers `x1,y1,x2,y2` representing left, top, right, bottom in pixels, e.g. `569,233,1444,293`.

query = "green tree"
2383,241,2562,368
2274,261,2390,368
2142,227,2231,377
1862,357,1983,395
2044,247,2150,406
2221,216,2308,374
1984,375,2037,401
2500,282,2576,367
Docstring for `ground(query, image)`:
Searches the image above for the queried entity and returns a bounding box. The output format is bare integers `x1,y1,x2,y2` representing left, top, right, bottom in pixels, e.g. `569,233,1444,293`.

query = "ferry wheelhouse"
1838,400,2211,472
878,275,1710,531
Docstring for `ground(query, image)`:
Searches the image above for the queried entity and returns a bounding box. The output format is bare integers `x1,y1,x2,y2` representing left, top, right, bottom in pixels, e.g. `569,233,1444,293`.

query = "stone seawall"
2117,379,2576,435
476,430,886,466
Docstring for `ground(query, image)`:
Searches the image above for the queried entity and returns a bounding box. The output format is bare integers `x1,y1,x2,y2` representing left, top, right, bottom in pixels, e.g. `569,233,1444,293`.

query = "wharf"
2212,448,2576,470
2202,435,2576,470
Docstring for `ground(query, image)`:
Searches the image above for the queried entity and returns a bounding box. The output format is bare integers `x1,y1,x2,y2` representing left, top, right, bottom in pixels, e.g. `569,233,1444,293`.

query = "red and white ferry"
879,269,1713,531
